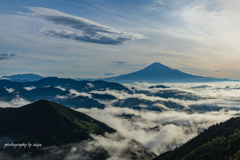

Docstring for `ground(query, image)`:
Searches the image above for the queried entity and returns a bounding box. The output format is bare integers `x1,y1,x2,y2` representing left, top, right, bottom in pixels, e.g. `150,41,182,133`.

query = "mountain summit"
104,62,227,83
126,62,199,79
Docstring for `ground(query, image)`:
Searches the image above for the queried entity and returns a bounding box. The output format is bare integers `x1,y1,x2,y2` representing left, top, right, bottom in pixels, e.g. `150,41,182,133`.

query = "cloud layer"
76,81,240,155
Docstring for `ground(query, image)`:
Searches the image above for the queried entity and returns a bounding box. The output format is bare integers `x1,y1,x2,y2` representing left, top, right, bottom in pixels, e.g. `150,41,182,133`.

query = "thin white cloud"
86,83,94,88
24,86,36,91
4,87,14,93
69,89,92,98
55,95,68,99
55,86,66,91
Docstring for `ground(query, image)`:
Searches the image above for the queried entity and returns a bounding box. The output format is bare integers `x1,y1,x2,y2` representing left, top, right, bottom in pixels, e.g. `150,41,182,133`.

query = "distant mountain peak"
140,62,172,71
104,62,200,82
149,62,168,66
103,62,228,83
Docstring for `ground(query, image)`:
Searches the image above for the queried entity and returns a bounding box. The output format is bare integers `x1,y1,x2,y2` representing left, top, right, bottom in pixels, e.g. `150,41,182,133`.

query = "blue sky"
1,0,240,79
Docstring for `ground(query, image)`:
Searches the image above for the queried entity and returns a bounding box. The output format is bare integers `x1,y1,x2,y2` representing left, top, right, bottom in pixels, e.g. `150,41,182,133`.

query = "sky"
1,0,240,79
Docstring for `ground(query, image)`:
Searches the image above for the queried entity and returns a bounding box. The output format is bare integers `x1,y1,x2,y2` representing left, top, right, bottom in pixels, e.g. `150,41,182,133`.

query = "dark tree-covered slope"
181,129,240,160
0,100,115,148
153,117,240,160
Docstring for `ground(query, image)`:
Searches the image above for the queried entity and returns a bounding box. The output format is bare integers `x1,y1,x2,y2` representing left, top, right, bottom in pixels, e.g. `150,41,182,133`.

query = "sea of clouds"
1,81,240,159
76,81,240,156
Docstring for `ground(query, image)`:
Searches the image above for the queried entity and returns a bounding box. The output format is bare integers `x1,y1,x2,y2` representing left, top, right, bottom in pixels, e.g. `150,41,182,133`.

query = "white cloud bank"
75,81,240,155
76,106,238,155
0,96,30,108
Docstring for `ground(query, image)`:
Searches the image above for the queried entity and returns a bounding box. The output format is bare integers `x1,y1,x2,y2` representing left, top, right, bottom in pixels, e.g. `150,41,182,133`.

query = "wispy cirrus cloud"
22,7,146,45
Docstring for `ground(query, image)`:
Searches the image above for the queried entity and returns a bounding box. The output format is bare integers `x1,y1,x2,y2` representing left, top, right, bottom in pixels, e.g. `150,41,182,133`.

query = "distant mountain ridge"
0,77,132,109
1,74,44,82
2,62,231,83
103,62,230,83
0,77,232,112
0,77,132,93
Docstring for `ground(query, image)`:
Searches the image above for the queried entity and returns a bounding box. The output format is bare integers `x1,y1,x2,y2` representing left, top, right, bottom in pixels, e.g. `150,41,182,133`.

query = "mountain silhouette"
104,62,229,83
0,100,115,148
0,78,133,93
1,74,44,82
